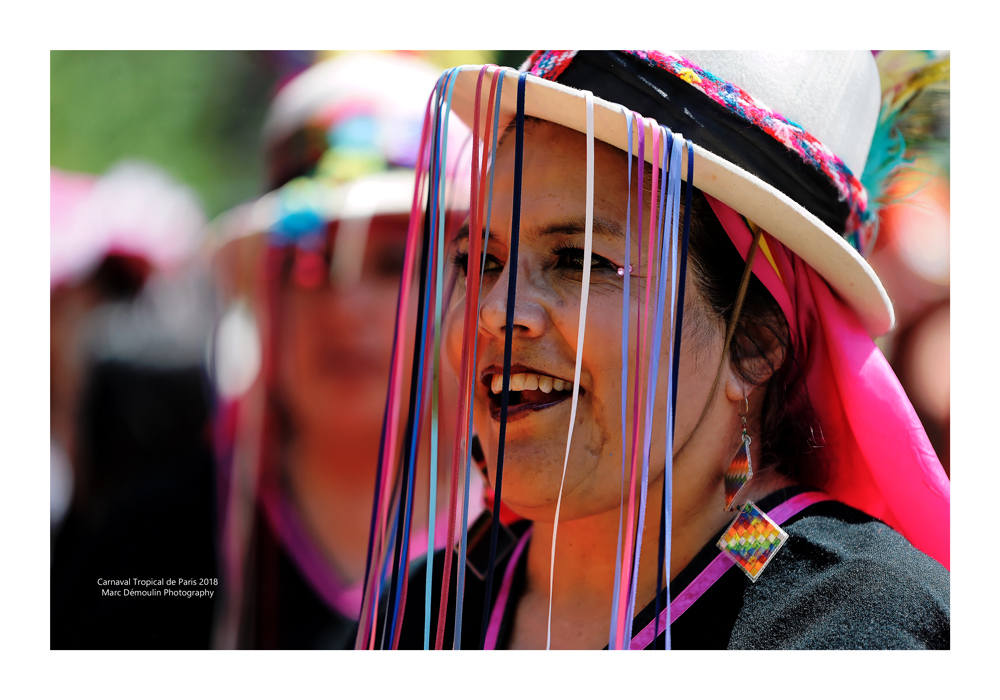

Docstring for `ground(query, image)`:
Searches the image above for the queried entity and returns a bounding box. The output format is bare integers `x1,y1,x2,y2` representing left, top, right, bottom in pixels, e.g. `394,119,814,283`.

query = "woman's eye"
450,251,504,276
451,251,470,275
556,248,616,272
482,255,503,273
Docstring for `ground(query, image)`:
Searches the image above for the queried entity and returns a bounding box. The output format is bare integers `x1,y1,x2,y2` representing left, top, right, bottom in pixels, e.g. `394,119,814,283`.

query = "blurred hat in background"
210,51,470,400
51,161,206,291
262,51,454,190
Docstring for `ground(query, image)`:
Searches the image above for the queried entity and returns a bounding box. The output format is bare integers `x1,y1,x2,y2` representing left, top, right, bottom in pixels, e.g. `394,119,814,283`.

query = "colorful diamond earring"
723,396,753,511
717,395,789,581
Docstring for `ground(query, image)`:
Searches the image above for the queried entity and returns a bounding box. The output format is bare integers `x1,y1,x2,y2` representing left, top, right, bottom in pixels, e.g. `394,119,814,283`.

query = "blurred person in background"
50,162,218,648
866,51,950,475
210,52,479,649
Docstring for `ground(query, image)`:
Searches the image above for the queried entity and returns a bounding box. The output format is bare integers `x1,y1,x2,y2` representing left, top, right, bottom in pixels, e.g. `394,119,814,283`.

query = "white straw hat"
447,51,894,336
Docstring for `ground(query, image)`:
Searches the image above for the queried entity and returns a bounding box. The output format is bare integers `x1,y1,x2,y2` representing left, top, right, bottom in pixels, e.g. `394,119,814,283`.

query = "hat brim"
255,170,427,233
211,169,468,300
212,170,440,255
448,65,894,337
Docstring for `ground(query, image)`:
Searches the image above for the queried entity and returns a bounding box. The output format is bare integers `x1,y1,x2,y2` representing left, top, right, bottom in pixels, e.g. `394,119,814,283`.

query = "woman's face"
278,214,409,439
445,120,729,523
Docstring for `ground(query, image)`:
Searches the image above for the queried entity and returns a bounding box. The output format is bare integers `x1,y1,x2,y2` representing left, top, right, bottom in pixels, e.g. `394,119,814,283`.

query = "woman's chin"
486,466,586,523
496,493,613,525
494,496,558,523
485,448,637,524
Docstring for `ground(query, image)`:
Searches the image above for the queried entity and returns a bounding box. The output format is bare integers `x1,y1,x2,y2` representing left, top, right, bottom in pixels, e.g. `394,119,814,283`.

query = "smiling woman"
448,120,730,530
361,51,950,651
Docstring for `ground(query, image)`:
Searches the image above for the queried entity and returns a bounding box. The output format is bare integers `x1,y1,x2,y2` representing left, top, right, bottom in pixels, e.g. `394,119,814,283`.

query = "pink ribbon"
483,526,533,650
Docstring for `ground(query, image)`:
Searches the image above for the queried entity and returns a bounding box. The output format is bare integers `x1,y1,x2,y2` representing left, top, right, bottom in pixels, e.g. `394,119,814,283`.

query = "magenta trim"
259,485,456,621
259,486,365,619
630,491,832,650
484,526,533,650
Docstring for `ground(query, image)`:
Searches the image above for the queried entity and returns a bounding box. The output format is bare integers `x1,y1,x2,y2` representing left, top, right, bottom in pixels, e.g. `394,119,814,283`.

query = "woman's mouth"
481,367,577,422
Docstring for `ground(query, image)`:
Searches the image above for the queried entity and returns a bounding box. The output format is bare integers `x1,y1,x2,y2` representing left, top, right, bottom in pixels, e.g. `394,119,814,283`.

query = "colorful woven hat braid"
523,50,876,256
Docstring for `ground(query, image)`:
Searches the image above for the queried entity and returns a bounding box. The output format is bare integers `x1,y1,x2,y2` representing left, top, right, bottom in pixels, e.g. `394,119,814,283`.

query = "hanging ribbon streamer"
545,88,595,650
462,70,526,650
433,69,465,644
396,65,462,650
476,67,512,649
425,64,491,650
652,133,686,649
391,75,448,646
380,71,450,649
356,73,439,649
608,106,634,650
623,126,671,649
614,113,647,651
616,119,659,649
435,66,506,651
462,68,505,648
453,66,492,650
356,66,463,650
401,67,461,647
659,130,684,649
672,142,694,438
456,65,495,649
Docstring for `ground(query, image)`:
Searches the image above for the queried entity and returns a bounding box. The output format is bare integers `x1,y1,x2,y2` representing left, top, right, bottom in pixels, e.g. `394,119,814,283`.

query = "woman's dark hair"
684,184,824,483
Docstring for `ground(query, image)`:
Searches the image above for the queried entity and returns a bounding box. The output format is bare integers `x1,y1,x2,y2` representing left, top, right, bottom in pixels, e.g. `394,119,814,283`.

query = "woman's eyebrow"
453,216,625,243
532,215,625,241
452,223,502,247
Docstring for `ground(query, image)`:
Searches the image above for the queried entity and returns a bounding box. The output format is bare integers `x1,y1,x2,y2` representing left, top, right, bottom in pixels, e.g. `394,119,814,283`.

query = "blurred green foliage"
50,51,531,219
51,51,280,218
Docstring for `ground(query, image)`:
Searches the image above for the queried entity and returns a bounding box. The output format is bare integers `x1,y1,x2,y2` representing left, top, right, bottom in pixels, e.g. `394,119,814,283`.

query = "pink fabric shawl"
706,195,950,570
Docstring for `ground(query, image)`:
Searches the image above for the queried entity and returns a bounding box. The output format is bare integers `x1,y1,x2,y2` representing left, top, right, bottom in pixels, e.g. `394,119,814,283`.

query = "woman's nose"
478,263,548,340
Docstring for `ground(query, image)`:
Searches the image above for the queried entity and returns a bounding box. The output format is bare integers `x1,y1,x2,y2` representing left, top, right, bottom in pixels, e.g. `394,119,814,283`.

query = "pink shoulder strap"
631,491,832,650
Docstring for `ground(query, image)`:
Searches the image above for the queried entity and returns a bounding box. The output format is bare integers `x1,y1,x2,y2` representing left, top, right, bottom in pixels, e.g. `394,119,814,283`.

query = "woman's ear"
723,372,748,404
727,317,787,389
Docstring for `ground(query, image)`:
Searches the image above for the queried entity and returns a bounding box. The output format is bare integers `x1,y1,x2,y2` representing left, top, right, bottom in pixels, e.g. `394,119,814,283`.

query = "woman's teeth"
490,372,569,394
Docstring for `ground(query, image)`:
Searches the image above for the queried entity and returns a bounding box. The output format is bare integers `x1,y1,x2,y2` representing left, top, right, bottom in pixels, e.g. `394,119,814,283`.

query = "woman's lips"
480,366,577,422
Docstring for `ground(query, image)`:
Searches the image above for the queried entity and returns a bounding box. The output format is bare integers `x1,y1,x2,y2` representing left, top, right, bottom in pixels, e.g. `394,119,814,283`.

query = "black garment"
391,487,950,650
50,361,218,650
241,507,356,650
382,513,531,650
